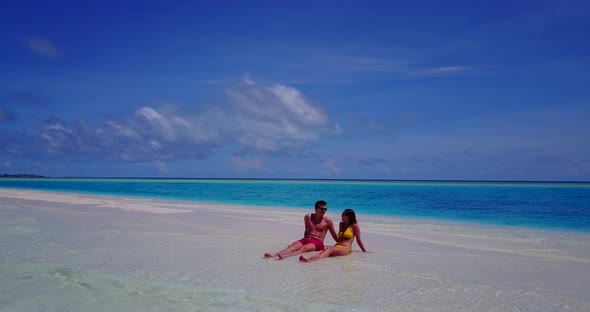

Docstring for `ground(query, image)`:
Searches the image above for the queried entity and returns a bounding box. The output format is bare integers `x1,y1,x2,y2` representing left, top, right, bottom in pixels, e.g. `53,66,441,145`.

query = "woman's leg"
299,246,349,262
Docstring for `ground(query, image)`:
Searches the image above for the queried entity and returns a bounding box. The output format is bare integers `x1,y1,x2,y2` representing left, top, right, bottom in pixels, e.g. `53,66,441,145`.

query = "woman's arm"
352,223,366,252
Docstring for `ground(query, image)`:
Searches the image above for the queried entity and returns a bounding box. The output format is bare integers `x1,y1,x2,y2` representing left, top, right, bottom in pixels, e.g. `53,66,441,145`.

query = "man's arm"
303,214,310,237
327,218,339,243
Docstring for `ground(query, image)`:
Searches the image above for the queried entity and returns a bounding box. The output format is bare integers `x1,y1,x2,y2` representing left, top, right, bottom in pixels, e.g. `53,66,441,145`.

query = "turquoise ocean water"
1,178,589,232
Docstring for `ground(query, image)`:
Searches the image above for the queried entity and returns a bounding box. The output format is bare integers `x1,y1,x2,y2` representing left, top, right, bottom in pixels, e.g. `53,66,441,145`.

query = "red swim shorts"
298,237,325,251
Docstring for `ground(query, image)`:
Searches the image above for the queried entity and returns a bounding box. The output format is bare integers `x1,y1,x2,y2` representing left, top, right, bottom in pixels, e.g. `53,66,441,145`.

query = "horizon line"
2,175,589,184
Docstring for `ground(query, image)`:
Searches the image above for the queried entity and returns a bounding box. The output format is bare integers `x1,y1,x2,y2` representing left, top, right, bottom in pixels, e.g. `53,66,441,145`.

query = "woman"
299,208,366,262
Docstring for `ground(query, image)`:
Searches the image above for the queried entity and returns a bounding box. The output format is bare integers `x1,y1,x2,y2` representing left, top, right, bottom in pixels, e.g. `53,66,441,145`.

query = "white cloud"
41,133,58,147
243,72,255,85
223,78,340,151
225,89,275,119
236,133,280,152
266,84,327,125
136,106,164,121
172,116,190,127
106,120,140,139
22,36,63,59
135,105,224,144
136,106,172,136
0,161,12,169
47,123,72,133
16,76,340,163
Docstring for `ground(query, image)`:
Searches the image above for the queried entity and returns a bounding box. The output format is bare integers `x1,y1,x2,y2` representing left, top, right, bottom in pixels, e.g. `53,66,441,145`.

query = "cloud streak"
280,46,483,78
408,66,473,78
324,55,486,79
22,36,63,59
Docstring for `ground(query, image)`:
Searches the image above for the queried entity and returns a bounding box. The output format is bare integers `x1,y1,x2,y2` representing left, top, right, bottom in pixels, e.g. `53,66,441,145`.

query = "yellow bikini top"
338,226,353,240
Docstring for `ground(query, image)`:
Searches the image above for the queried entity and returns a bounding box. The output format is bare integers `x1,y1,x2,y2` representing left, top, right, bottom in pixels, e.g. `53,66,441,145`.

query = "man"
264,200,338,260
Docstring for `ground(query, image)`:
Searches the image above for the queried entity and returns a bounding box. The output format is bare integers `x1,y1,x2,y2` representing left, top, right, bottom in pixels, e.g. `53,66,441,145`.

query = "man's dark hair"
315,200,327,208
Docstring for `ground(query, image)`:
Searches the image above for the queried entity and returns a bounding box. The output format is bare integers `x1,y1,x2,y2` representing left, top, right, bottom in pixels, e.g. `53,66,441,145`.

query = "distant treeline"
0,173,46,178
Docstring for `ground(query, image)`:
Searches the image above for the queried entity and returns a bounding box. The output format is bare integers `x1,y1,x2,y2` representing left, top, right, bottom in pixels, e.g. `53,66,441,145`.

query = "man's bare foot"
264,253,275,258
299,255,309,262
277,253,285,260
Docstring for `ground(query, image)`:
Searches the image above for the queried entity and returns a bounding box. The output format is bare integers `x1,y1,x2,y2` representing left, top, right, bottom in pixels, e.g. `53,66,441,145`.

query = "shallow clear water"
1,178,589,231
2,195,589,312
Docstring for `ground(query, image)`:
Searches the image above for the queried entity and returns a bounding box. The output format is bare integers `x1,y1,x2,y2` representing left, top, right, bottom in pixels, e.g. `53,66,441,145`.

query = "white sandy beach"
1,189,589,311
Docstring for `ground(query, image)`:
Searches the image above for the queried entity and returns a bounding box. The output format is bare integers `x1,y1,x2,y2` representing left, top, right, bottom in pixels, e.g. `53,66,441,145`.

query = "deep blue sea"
1,178,589,232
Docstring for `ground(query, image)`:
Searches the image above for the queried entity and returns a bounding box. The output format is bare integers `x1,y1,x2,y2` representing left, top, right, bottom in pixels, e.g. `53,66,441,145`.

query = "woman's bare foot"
299,255,309,262
264,253,275,258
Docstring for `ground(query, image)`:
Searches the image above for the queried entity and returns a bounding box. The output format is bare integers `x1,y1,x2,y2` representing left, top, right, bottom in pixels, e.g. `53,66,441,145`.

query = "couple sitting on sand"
264,200,367,262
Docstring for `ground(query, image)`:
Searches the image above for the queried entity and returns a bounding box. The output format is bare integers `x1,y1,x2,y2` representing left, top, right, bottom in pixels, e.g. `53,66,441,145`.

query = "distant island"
0,173,46,178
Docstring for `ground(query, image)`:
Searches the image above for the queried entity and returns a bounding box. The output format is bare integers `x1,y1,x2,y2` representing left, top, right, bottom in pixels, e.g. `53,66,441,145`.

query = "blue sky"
1,1,589,181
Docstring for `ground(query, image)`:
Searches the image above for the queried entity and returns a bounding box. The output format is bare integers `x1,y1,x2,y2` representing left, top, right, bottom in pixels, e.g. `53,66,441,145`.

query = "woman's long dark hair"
342,209,357,225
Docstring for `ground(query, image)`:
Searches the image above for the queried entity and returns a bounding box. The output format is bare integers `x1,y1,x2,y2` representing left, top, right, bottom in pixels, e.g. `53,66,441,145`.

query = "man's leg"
264,240,303,258
277,243,317,259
